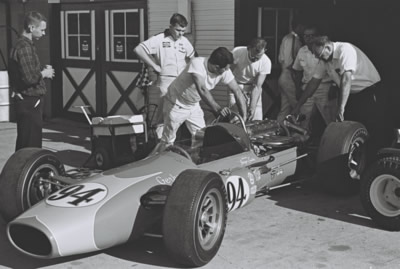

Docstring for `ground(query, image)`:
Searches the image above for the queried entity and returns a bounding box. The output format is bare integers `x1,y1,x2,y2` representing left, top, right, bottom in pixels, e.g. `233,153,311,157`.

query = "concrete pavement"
0,119,400,269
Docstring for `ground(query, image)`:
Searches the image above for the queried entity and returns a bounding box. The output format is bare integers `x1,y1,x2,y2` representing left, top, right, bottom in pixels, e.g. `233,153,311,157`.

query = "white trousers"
161,99,205,144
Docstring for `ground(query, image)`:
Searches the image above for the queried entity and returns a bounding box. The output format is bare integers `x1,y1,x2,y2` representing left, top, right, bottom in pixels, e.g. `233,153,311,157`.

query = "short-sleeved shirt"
278,32,302,69
313,42,380,93
167,57,235,107
139,29,195,77
231,46,271,84
293,45,331,84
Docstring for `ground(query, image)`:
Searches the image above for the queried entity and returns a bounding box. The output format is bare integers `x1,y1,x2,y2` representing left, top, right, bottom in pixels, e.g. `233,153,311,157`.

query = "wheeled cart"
77,106,148,170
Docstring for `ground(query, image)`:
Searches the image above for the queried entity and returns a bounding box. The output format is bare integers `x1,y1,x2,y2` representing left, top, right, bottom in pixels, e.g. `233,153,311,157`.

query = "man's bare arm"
337,71,352,121
134,45,161,73
291,77,322,115
192,73,223,117
248,74,267,120
227,79,248,122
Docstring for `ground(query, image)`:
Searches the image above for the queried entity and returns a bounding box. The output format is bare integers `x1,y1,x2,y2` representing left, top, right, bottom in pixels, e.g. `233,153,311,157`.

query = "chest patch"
162,42,171,48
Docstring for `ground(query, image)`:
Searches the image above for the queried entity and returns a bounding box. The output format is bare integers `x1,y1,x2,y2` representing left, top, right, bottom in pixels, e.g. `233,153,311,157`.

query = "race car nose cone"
7,216,59,258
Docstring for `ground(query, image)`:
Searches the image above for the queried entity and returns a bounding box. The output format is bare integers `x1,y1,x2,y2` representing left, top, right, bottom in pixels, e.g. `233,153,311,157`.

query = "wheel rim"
26,164,62,208
95,152,104,167
370,174,400,217
347,137,366,179
197,188,224,251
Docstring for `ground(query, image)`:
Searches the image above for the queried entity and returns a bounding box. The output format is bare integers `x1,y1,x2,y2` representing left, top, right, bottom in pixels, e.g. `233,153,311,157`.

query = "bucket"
0,71,10,122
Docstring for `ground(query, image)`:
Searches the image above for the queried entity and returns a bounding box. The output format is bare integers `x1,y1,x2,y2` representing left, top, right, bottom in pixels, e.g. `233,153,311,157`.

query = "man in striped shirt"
8,11,54,151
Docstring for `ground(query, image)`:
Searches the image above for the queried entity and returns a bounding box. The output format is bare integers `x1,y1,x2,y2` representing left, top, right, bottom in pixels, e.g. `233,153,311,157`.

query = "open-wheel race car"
0,112,368,267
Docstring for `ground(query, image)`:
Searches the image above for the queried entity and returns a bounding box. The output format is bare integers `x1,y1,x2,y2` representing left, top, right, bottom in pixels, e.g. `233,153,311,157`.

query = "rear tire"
361,155,400,231
0,148,65,222
163,169,227,267
317,121,368,195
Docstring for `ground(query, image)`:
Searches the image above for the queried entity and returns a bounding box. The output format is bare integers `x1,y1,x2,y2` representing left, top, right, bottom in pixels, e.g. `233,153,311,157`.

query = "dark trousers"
15,95,44,151
344,82,390,162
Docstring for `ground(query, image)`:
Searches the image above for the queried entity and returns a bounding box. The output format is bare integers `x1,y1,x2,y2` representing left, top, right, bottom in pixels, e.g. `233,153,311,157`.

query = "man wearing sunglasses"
292,35,385,160
229,38,271,120
150,47,247,154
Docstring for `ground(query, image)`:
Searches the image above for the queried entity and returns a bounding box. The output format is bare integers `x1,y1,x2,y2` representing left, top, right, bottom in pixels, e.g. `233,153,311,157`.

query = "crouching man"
151,47,247,154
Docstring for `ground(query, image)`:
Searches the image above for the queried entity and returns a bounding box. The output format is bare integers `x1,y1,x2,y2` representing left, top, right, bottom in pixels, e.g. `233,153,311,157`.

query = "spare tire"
361,155,400,231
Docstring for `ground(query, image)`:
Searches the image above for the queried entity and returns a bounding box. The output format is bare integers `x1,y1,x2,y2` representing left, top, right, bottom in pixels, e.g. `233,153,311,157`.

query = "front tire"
317,121,368,195
163,169,227,267
0,148,65,222
361,155,400,231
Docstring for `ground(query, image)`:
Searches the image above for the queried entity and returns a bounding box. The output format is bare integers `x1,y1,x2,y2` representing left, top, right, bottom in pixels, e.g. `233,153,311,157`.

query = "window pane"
67,13,78,35
114,37,125,59
127,37,139,59
80,36,91,58
80,13,91,35
126,12,139,35
278,10,290,38
68,36,79,57
113,13,125,35
265,37,276,63
261,10,276,37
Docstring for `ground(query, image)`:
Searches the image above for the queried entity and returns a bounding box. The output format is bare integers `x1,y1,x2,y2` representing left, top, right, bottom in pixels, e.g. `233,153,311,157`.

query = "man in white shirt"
292,25,335,131
277,18,305,121
134,13,195,138
230,38,271,120
292,36,385,160
152,47,247,154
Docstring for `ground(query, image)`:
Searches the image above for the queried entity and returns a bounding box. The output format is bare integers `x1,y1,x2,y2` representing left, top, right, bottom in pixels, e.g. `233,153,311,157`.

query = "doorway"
55,1,147,119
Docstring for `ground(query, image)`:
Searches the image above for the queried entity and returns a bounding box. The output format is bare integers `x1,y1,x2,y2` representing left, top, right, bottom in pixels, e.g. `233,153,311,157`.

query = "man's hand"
247,108,255,121
218,107,231,118
291,105,300,118
336,107,345,122
41,66,55,79
148,66,160,82
152,65,162,74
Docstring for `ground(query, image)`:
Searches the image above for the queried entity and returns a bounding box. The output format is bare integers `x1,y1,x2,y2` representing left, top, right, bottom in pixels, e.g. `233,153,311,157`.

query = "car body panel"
6,120,302,259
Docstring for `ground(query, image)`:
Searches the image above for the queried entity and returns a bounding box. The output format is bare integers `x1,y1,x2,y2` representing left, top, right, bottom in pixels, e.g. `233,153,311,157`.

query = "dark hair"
311,35,330,48
291,16,305,29
247,38,267,53
209,47,234,68
170,13,188,27
303,23,320,35
24,11,46,32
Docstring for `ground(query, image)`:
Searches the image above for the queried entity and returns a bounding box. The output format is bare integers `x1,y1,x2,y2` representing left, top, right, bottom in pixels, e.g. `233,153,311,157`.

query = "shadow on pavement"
42,132,91,152
42,118,91,151
261,179,377,229
105,237,185,268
